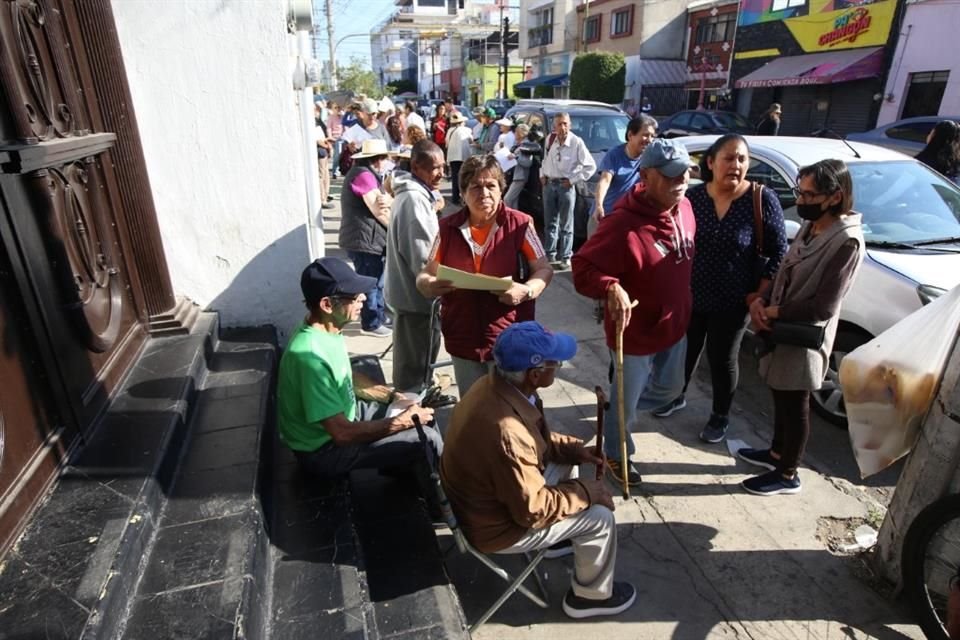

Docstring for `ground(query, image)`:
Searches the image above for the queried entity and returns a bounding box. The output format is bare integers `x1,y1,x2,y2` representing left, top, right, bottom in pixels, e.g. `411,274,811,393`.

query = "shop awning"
514,73,568,89
734,47,883,89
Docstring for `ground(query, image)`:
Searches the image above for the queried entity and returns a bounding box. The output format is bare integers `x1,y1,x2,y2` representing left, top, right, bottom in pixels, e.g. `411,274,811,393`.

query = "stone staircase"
0,313,468,639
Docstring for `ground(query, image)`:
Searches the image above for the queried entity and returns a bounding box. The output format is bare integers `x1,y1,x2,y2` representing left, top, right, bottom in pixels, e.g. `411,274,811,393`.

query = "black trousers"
450,161,463,204
683,308,748,417
770,388,811,476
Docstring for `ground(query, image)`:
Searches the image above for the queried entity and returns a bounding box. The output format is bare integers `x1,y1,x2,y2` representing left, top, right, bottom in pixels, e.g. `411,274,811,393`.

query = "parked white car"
679,135,960,425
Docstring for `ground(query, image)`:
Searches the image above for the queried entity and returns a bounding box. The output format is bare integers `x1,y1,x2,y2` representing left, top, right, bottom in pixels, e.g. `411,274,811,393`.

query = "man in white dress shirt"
539,112,596,270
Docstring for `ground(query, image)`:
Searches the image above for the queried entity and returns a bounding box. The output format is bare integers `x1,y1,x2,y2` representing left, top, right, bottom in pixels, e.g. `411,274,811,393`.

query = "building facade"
518,0,579,95
877,0,960,125
684,0,739,111
731,0,901,136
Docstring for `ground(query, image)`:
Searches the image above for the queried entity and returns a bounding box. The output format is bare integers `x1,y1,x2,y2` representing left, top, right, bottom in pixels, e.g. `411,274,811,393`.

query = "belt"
547,177,567,183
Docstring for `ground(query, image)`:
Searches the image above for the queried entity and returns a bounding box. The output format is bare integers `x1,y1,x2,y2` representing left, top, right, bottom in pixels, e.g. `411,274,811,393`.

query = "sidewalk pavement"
325,177,923,639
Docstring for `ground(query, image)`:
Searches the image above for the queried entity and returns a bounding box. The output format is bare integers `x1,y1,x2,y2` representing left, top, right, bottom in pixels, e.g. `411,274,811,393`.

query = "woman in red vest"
417,155,554,395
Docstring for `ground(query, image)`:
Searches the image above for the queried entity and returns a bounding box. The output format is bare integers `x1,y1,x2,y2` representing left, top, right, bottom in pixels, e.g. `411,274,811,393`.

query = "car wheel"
810,328,871,428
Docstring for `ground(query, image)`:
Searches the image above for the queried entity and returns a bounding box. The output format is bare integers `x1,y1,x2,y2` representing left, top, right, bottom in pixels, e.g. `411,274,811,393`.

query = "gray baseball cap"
639,138,694,178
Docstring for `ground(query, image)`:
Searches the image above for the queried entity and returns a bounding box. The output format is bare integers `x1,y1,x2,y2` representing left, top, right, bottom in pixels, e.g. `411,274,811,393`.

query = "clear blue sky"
313,0,397,69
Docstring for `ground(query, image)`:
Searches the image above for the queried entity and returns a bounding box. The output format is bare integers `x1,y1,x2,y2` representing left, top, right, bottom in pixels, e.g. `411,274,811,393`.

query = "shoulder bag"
750,182,770,288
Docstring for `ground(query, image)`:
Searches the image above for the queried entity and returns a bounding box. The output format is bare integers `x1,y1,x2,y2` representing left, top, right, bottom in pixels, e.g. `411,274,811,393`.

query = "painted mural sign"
737,0,895,53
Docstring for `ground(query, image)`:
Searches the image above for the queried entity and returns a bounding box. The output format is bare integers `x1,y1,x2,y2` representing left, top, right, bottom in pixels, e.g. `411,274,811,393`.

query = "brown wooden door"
0,0,152,554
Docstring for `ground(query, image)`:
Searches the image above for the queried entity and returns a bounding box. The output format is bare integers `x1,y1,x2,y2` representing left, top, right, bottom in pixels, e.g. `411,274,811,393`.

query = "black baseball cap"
300,258,376,306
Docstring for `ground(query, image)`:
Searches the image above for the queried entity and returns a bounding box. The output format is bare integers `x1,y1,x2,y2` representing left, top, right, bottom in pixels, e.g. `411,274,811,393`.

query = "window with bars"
695,13,735,44
902,70,950,119
584,15,601,43
611,7,633,37
528,7,554,46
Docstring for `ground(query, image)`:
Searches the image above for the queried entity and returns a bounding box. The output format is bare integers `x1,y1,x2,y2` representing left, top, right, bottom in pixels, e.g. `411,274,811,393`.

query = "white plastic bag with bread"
840,284,960,478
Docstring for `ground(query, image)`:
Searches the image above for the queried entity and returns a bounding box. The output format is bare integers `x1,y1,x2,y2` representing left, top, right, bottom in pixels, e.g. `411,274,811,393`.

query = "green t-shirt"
277,322,356,452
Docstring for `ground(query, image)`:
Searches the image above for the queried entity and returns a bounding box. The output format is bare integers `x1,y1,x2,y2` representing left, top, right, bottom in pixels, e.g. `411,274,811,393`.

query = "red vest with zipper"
438,205,536,362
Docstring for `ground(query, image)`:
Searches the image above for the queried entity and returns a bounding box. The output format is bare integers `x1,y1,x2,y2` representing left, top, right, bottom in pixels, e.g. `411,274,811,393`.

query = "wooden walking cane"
594,386,608,481
615,298,639,498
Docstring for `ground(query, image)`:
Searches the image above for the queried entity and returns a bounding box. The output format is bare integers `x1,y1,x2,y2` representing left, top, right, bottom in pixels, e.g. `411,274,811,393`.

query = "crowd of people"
283,97,960,621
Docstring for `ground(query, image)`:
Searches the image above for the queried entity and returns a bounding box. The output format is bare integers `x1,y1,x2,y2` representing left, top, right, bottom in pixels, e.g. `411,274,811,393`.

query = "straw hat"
352,138,390,159
449,111,467,124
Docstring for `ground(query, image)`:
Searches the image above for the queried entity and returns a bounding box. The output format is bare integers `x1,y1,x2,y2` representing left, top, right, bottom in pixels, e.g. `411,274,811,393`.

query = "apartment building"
517,0,579,96
683,0,738,111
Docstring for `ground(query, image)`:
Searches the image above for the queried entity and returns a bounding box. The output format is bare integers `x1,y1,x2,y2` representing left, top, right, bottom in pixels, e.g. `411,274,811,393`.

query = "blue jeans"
604,337,687,461
348,250,386,331
331,139,343,177
543,180,576,261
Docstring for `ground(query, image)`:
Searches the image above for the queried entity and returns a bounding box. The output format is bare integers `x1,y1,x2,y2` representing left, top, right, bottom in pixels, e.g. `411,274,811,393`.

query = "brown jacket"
440,372,592,553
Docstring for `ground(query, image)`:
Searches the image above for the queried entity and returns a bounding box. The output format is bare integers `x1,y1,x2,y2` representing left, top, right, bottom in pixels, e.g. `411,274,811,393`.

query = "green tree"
569,52,625,104
338,56,380,97
385,78,418,96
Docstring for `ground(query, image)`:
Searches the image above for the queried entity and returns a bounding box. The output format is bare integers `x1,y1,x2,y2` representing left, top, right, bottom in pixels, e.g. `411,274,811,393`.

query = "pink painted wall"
878,0,960,125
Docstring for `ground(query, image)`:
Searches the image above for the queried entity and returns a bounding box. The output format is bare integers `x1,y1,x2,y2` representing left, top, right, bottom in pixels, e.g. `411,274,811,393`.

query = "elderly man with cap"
540,112,596,270
573,138,696,487
444,109,473,206
440,321,637,620
342,97,389,151
494,117,516,151
277,257,441,479
472,107,499,154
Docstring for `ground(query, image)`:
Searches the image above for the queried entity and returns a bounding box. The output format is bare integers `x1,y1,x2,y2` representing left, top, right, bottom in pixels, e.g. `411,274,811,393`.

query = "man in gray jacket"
384,140,446,392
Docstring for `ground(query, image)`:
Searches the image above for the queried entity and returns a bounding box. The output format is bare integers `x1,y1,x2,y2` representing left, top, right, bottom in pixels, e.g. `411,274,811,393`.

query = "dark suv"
658,109,754,138
504,99,630,248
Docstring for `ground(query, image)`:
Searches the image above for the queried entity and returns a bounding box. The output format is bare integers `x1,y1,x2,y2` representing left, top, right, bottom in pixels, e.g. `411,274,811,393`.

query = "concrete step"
0,312,220,638
119,326,277,639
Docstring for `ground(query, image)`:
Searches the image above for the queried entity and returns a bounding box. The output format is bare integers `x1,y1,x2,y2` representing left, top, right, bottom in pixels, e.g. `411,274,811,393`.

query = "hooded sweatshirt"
384,171,439,315
572,183,696,356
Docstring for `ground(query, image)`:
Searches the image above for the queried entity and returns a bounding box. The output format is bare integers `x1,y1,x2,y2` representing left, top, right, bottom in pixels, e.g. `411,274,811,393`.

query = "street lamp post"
330,32,371,90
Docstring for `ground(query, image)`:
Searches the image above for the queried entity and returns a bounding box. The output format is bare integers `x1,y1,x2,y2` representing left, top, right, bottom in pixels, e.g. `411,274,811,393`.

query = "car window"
747,158,797,212
849,161,960,243
570,114,630,153
672,112,693,127
885,122,935,143
712,111,754,132
511,111,531,124
692,114,714,130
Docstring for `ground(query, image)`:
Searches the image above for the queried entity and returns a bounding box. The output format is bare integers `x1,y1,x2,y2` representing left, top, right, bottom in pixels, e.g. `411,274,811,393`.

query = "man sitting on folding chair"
440,321,637,619
277,257,442,479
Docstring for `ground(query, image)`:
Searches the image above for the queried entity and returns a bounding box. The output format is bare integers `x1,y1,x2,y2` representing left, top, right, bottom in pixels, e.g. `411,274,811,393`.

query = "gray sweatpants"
497,464,618,600
392,310,441,392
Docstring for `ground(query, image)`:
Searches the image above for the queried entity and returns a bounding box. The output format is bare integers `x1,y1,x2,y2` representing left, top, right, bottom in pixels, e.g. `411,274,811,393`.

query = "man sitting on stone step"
277,257,442,479
440,321,637,620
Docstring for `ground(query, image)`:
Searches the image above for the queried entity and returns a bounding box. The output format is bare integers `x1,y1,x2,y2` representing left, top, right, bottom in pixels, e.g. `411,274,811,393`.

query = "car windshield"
569,114,630,154
845,161,960,244
711,111,753,132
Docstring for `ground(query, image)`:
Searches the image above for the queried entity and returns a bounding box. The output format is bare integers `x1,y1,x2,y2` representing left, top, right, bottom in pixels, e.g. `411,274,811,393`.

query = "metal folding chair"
422,297,452,390
413,418,550,633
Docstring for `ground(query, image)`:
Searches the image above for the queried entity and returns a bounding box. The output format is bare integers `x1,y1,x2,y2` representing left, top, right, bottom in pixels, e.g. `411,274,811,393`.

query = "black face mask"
796,202,828,221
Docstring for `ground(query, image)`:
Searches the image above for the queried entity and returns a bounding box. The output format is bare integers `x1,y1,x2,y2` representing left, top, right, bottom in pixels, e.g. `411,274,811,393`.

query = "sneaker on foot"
563,582,637,619
543,539,574,559
736,447,777,471
699,414,729,444
322,202,336,209
652,395,686,418
741,470,801,496
606,459,641,486
558,259,571,270
360,325,392,338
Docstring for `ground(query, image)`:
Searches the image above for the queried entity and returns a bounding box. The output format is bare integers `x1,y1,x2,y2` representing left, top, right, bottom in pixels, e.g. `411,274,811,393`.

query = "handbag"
750,182,770,288
765,320,826,350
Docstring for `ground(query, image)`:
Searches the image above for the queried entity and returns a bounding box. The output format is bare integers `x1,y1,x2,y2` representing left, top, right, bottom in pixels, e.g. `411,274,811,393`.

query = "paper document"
494,146,517,172
437,264,513,291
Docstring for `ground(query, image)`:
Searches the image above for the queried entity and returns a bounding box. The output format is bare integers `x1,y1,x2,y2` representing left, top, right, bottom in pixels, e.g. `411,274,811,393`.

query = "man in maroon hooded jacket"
573,138,696,486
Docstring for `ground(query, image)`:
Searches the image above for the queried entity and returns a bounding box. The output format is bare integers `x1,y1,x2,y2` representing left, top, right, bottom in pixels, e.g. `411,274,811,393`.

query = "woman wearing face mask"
653,134,788,445
738,159,864,496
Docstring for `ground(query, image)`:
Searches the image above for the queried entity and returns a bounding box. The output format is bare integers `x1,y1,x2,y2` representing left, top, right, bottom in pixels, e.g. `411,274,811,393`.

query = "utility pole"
501,16,510,100
582,0,590,53
325,0,336,89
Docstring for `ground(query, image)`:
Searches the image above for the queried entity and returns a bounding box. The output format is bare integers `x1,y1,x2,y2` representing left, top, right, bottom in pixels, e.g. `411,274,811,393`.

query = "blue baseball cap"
493,322,577,372
639,138,694,178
